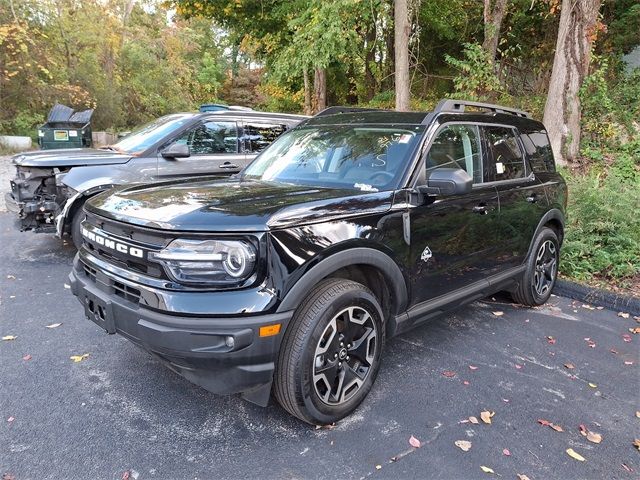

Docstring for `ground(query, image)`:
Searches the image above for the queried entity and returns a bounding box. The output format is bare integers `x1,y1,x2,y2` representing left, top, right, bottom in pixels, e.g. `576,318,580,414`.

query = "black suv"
69,100,566,424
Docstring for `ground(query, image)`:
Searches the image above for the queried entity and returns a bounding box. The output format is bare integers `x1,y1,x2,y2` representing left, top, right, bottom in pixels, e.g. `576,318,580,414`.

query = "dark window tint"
176,121,238,154
243,123,287,152
484,126,525,180
520,129,555,173
426,124,484,183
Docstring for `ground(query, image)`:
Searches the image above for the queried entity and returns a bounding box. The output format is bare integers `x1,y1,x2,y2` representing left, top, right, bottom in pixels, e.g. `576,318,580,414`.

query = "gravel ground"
1,213,639,480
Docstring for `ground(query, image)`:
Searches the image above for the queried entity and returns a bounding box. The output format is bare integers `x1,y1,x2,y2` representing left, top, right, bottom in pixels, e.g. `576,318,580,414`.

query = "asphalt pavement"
1,212,639,480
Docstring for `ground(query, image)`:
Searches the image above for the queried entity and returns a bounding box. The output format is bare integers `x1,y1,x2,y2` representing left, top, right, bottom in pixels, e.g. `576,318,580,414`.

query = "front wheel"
70,200,87,249
274,278,385,425
511,227,559,306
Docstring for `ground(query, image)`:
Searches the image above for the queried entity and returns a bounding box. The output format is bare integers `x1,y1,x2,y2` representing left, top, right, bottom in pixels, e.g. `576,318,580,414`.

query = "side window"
483,126,526,180
520,129,555,173
426,124,484,183
175,121,238,155
243,122,287,153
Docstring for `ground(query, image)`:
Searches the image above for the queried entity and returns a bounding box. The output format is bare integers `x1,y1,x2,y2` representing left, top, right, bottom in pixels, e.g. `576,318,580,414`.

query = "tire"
511,227,560,306
274,278,385,425
70,201,87,249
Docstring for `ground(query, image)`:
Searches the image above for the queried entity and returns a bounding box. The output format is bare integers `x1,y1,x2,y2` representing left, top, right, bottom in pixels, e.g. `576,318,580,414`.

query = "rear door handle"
219,162,239,169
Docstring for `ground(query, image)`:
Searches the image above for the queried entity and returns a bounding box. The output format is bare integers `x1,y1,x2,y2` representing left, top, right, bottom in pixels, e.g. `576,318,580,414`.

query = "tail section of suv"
69,100,566,424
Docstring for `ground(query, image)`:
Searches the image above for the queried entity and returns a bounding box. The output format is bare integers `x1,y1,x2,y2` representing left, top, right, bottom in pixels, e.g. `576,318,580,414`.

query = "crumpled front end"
6,164,72,232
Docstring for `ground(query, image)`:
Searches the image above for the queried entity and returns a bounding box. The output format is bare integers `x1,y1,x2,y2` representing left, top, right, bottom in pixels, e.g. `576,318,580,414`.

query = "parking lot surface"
1,212,638,480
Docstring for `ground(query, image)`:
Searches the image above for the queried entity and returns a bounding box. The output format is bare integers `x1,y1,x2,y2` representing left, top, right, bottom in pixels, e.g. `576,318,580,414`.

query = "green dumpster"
37,104,94,150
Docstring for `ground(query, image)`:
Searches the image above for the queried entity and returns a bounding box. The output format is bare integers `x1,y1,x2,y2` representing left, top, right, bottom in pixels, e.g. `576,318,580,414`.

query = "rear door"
408,123,502,305
156,119,247,180
481,125,549,270
241,120,290,162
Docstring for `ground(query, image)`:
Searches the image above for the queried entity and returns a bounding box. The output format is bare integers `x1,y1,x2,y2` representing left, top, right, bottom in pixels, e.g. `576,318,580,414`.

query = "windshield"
112,114,194,154
242,125,423,191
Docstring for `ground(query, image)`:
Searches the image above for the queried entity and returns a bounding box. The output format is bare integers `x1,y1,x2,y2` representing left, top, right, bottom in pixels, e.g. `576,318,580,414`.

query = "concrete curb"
553,279,640,316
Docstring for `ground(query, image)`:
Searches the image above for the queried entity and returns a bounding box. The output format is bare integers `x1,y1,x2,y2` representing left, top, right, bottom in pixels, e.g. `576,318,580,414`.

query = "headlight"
150,239,257,286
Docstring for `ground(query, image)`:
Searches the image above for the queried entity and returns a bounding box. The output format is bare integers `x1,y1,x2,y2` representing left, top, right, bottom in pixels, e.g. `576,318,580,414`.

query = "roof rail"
314,106,387,117
433,99,530,118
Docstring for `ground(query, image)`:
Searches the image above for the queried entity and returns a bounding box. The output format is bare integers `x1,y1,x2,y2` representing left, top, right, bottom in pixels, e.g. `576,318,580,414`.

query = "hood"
86,178,394,232
13,148,132,168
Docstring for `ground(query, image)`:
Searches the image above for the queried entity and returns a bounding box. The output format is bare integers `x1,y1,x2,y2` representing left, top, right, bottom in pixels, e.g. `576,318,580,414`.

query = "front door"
408,123,502,307
156,120,249,180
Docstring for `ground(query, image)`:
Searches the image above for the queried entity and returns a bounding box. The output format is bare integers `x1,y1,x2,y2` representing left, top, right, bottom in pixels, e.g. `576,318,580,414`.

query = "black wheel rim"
312,306,378,406
533,239,557,296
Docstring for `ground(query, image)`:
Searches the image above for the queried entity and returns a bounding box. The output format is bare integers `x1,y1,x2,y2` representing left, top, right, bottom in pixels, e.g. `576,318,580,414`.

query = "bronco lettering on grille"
81,227,144,258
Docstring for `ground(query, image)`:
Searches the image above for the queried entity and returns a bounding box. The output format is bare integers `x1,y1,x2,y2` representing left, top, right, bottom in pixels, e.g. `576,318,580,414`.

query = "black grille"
82,262,141,304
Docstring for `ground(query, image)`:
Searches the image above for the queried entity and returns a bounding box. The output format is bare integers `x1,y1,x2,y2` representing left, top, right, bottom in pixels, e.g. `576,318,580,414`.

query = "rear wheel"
511,227,559,306
274,278,384,425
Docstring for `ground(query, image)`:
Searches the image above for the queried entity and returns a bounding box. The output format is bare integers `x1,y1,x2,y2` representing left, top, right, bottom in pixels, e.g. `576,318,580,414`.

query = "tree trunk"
543,0,601,165
394,0,410,111
303,68,312,115
482,0,508,64
363,24,377,102
313,67,326,113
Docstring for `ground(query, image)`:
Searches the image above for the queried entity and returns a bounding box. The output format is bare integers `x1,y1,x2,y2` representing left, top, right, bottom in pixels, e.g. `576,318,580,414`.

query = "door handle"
219,162,239,169
472,204,488,214
526,194,538,203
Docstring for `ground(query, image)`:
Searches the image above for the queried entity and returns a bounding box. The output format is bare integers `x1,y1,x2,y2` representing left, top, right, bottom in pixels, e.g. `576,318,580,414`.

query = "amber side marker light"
259,324,281,337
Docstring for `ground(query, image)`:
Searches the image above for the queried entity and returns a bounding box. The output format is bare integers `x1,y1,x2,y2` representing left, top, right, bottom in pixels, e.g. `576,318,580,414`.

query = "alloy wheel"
312,306,378,405
533,239,557,296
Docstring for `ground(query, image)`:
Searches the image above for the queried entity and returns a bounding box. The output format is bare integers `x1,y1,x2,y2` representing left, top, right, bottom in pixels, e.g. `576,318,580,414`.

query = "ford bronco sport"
69,100,566,424
7,110,305,247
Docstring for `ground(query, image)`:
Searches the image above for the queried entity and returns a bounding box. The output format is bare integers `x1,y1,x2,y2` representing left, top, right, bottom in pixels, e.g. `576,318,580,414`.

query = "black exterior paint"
70,107,567,405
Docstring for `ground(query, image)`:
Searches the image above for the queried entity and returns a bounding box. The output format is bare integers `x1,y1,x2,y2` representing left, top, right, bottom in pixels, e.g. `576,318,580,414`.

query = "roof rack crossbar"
432,99,530,119
314,106,387,117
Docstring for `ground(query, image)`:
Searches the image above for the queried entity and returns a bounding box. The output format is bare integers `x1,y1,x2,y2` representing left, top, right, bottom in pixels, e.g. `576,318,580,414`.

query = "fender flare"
276,247,408,314
525,208,565,259
55,184,116,237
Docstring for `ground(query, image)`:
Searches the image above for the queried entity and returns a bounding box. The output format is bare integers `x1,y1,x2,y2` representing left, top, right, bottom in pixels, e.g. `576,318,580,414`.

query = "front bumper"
5,191,58,232
69,253,293,405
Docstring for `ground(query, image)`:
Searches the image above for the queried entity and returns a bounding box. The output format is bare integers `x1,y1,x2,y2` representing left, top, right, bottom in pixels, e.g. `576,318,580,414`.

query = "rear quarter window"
519,129,556,173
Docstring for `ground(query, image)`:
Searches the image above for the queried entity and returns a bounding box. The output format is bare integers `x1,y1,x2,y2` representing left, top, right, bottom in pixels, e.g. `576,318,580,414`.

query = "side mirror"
417,168,472,196
161,143,190,159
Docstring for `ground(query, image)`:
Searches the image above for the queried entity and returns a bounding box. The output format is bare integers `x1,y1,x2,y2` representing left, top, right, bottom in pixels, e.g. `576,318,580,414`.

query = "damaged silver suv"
6,110,306,247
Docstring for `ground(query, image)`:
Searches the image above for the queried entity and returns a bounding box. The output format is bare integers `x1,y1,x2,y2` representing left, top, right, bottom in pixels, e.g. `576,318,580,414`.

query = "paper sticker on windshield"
496,162,505,174
354,183,378,192
398,134,413,144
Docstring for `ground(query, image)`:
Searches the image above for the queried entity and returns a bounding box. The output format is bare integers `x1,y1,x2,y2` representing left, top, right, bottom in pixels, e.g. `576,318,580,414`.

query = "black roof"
304,111,429,126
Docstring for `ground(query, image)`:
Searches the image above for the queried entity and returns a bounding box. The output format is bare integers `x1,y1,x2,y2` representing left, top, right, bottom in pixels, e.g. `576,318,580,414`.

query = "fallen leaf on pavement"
635,411,640,418
582,304,595,310
122,471,130,480
633,439,640,451
566,448,585,461
515,364,523,369
1,335,17,341
469,365,478,370
7,417,14,423
586,431,602,444
22,354,31,361
618,312,630,319
45,323,62,329
2,473,16,480
6,275,15,280
621,463,633,473
409,435,422,448
564,363,575,369
516,475,531,480
64,283,71,289
463,380,470,385
492,311,504,317
624,361,634,365
454,440,472,451
480,466,495,474
70,354,90,363
502,448,511,456
588,382,597,388
469,416,479,424
546,336,556,344
375,465,381,470
538,419,563,431
623,334,632,343
629,327,640,334
442,370,457,378
480,411,495,424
